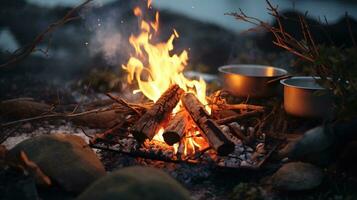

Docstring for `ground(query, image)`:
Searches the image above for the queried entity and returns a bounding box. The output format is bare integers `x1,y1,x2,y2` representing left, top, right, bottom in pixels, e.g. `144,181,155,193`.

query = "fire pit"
85,4,281,170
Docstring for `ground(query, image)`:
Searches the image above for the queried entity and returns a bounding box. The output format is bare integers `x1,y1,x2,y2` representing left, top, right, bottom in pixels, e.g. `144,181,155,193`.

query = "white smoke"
81,1,135,66
89,18,127,65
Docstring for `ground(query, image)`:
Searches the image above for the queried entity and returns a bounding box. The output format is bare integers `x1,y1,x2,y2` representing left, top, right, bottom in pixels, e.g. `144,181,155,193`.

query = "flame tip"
124,1,210,157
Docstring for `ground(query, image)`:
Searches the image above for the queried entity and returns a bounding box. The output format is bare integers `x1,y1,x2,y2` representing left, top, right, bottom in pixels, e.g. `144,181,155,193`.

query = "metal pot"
280,76,334,118
218,64,288,98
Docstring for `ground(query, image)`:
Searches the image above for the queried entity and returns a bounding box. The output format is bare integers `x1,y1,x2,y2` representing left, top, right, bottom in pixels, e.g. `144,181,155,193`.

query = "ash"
95,124,273,170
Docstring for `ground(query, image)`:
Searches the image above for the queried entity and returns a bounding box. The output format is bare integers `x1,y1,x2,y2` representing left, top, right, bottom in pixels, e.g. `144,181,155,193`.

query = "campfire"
2,0,357,199
89,2,276,169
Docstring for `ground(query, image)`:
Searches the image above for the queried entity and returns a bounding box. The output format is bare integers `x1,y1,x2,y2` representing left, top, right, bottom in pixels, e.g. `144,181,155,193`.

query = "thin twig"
1,107,111,128
345,12,356,47
0,0,93,69
106,93,142,115
216,110,263,124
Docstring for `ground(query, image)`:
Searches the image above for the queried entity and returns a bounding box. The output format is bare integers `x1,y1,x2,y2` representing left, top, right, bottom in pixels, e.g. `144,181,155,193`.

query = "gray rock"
288,126,335,165
77,166,191,200
0,98,51,119
8,134,105,193
272,162,324,191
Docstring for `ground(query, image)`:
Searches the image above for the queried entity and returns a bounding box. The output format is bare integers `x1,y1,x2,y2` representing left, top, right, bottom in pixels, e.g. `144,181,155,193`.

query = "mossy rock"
8,134,105,193
77,166,191,200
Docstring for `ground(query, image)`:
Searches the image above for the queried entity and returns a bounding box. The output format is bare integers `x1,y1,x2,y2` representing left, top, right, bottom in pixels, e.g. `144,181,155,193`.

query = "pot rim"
280,76,327,90
218,64,288,78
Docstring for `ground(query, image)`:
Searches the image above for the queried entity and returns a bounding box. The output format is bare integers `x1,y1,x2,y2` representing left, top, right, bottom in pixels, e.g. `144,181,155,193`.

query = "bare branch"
0,0,93,69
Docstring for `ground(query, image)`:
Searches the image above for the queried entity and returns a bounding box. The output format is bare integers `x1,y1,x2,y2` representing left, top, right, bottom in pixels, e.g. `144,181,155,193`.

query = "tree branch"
0,0,93,69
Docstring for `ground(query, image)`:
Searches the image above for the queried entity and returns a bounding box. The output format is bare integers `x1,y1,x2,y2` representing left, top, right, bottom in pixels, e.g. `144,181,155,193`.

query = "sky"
25,0,357,32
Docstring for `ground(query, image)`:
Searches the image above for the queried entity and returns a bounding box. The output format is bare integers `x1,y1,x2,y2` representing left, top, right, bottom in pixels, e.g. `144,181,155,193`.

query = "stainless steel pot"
218,64,288,98
280,76,334,118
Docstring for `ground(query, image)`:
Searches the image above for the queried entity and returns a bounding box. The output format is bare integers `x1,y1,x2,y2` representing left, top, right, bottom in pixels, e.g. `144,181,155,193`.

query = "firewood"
219,125,241,145
163,111,188,145
132,84,184,143
181,93,234,156
228,122,249,143
228,122,255,145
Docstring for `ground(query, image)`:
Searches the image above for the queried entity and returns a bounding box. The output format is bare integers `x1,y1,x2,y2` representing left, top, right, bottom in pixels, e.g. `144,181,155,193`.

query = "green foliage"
300,46,357,120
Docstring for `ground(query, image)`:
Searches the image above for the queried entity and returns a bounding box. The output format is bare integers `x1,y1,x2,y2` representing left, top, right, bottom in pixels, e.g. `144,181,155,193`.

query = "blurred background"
1,0,356,101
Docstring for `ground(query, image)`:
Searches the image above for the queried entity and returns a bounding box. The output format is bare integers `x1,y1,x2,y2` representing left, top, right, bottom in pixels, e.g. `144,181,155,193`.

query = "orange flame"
133,7,142,17
123,1,210,157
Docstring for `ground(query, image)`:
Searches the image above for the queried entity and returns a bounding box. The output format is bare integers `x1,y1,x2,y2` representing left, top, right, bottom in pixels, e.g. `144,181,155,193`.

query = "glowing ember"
122,2,211,157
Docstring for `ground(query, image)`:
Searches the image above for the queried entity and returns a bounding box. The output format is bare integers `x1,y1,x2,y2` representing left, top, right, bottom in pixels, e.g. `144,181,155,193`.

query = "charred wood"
182,93,234,156
163,111,188,146
132,84,184,143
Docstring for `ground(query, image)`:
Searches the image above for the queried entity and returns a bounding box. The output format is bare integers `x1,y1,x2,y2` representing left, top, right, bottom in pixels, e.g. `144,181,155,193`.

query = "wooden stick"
182,93,234,156
216,110,263,124
132,84,184,143
1,107,113,128
219,103,265,111
106,93,142,116
227,122,248,142
163,111,188,145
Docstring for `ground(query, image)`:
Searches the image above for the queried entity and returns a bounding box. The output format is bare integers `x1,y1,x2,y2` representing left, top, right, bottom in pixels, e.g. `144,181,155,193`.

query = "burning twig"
0,0,93,69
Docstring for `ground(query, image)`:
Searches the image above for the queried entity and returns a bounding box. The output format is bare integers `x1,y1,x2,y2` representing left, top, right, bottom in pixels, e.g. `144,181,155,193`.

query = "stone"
288,126,335,166
0,98,51,119
272,162,324,191
77,166,191,200
8,133,106,193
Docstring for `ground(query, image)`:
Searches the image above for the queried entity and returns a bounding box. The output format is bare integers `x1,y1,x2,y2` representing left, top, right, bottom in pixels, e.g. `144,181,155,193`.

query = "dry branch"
1,107,113,128
216,110,263,125
0,0,93,69
219,103,265,111
227,0,318,62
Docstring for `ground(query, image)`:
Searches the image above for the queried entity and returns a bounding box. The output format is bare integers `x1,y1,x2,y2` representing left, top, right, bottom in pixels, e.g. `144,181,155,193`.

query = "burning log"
132,84,184,143
181,93,234,156
163,111,188,145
